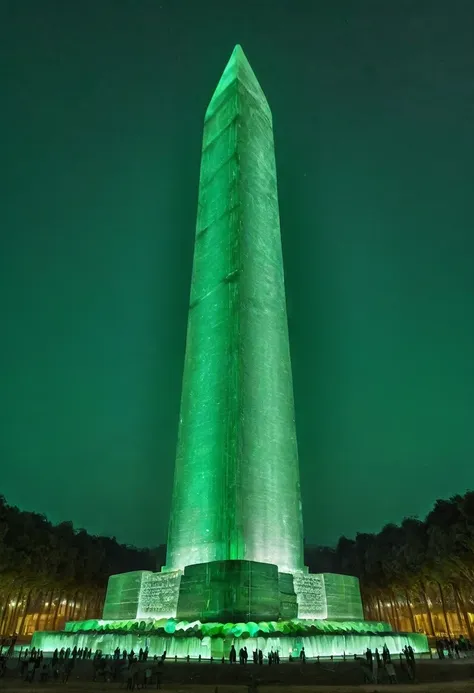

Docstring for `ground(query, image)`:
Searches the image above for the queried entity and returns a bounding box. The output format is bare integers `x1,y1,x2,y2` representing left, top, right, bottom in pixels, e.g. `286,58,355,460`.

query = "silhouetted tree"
0,495,156,636
333,492,474,638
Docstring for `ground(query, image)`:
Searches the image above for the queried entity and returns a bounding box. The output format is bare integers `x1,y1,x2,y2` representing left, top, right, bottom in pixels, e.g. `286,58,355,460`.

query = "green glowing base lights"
32,619,429,658
62,616,393,637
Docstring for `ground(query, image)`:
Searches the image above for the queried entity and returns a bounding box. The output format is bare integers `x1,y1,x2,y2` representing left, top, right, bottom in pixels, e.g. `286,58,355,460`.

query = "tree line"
306,491,474,639
0,495,158,636
1,491,473,639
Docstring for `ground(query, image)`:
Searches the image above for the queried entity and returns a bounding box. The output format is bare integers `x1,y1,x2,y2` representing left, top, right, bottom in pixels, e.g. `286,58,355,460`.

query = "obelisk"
166,45,304,581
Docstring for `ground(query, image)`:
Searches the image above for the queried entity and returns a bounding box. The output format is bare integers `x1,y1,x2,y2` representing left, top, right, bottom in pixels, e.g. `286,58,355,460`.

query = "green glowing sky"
1,0,473,550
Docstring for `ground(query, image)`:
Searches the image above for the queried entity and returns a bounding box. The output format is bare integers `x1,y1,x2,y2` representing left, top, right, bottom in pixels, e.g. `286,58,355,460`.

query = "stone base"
177,560,298,622
103,570,182,621
102,567,364,623
293,573,364,620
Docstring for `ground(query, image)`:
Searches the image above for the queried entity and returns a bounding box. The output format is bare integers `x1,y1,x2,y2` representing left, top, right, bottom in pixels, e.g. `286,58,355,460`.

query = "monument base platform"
177,560,298,622
35,566,428,659
101,567,366,624
31,618,429,658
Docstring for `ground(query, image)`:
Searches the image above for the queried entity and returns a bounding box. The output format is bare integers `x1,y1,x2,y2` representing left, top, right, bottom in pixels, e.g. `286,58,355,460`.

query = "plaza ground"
1,657,474,690
1,684,474,693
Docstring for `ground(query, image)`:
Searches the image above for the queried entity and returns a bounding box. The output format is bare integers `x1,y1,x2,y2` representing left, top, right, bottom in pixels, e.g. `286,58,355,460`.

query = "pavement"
1,684,474,692
1,656,474,691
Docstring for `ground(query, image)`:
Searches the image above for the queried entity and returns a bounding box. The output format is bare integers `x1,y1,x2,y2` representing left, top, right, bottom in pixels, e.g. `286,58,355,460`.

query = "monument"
32,46,428,659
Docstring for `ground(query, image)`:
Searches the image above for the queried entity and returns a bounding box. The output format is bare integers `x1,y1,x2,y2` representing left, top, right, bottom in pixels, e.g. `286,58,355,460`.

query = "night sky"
1,0,473,550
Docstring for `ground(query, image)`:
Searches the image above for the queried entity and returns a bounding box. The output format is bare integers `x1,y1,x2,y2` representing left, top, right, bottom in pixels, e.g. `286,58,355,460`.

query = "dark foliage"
0,495,155,635
326,491,474,638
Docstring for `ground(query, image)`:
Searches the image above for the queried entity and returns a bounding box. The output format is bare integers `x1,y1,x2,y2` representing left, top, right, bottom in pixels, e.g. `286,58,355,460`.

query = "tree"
0,496,156,637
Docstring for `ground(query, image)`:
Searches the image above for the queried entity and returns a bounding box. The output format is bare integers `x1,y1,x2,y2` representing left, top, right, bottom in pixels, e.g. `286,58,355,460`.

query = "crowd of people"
0,637,18,679
0,645,165,688
358,645,403,684
1,633,474,688
435,635,472,659
228,644,281,665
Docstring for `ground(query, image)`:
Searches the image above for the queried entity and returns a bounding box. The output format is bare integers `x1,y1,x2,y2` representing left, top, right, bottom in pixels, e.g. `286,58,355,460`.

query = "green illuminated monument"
160,43,305,624
32,46,429,659
166,44,304,578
